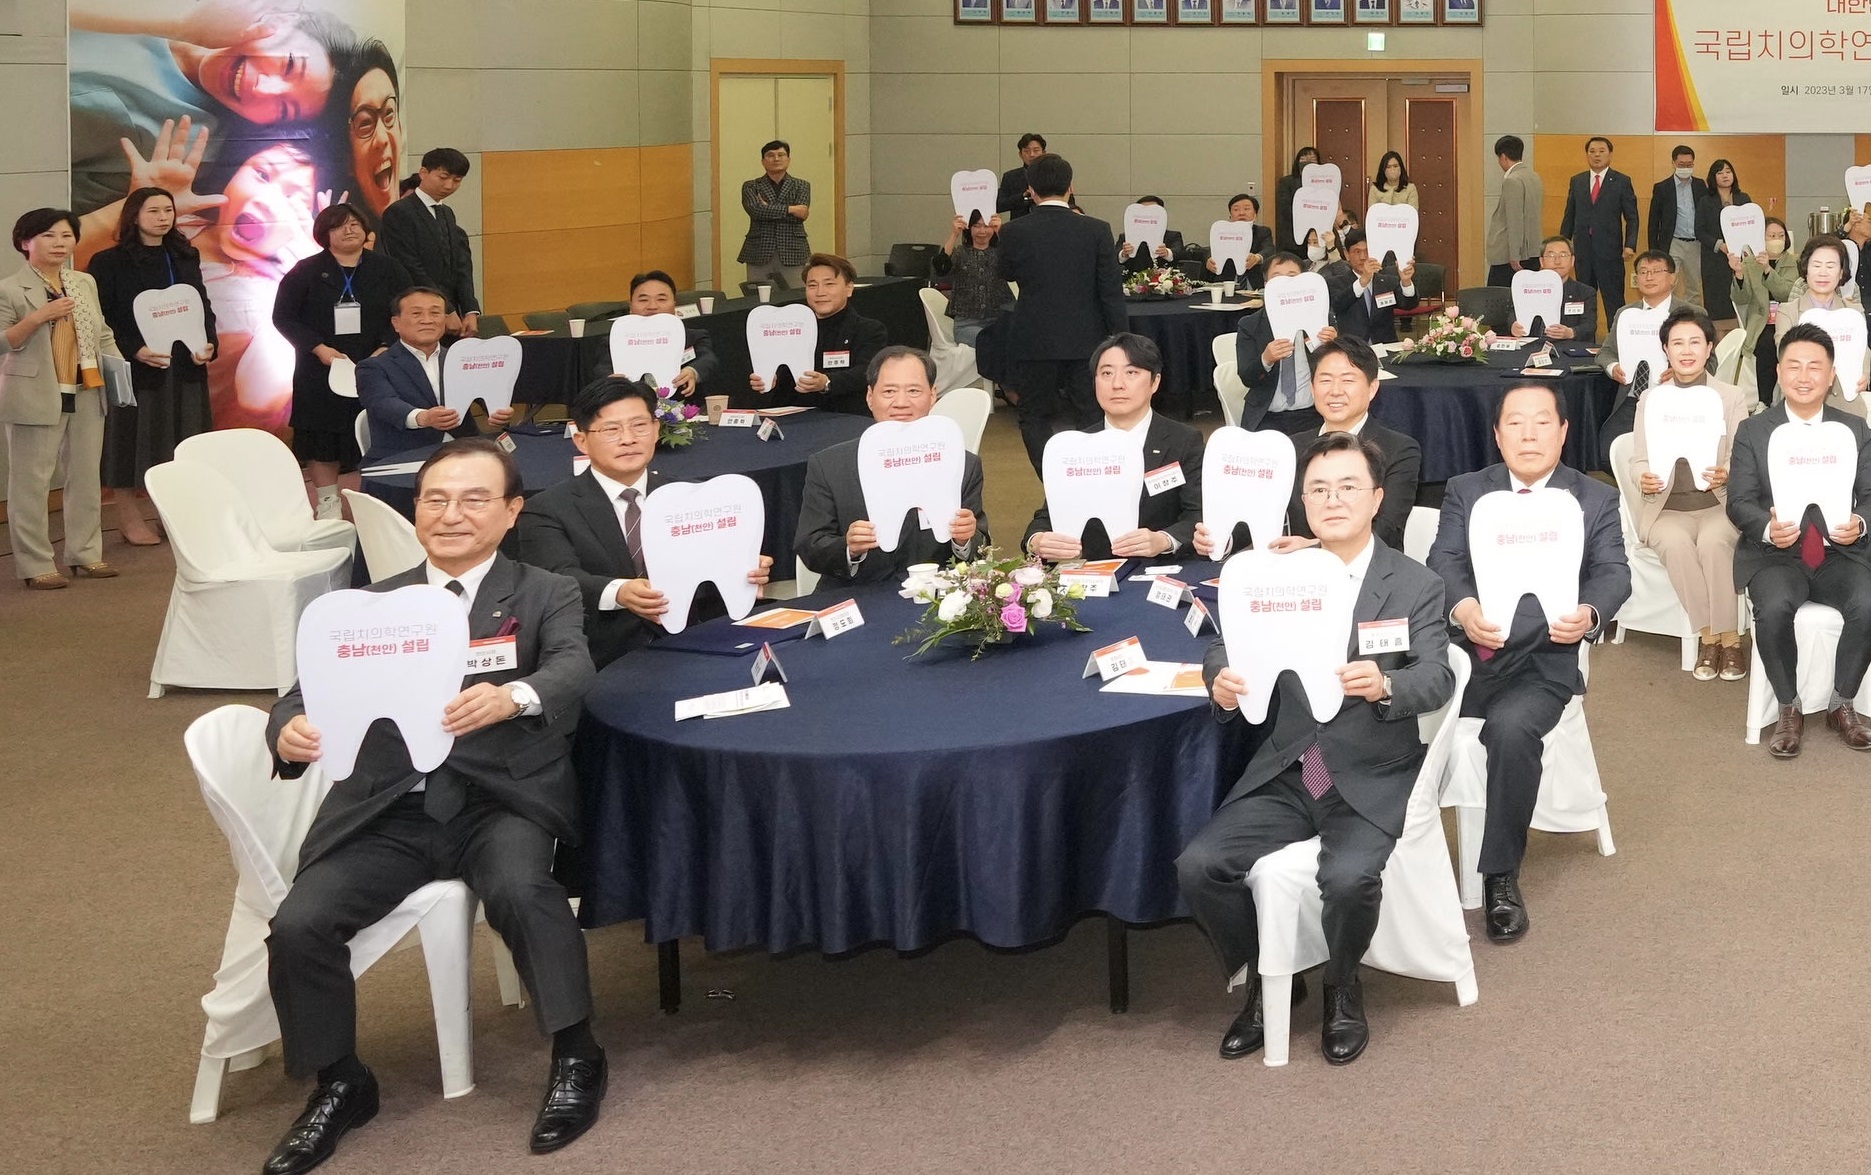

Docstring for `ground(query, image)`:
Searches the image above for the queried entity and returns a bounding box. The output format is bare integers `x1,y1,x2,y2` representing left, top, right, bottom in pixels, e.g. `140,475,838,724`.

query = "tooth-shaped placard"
608,313,686,388
1468,488,1584,629
1800,306,1869,401
1218,548,1359,724
1301,162,1343,203
1289,190,1338,252
746,305,818,390
1364,203,1418,268
640,474,767,634
1719,203,1767,258
1768,418,1859,532
295,585,470,782
133,284,211,358
1123,203,1169,257
1042,430,1143,544
1262,273,1331,348
1846,165,1871,216
951,170,997,226
857,415,966,550
328,356,357,398
1614,302,1668,388
1202,426,1296,552
1511,270,1564,334
1847,240,1863,300
1640,383,1727,491
442,336,524,416
1209,221,1253,277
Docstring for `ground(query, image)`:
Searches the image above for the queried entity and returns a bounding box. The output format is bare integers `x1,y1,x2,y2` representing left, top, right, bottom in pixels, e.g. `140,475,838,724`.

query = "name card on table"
639,474,766,634
1289,190,1339,253
1083,635,1147,681
751,641,789,686
1262,273,1331,349
858,415,966,549
1217,549,1358,724
1720,203,1768,258
1202,426,1296,554
1768,419,1859,532
1059,557,1125,597
1147,575,1190,609
1184,595,1215,636
757,417,784,442
442,336,523,416
1847,165,1871,217
950,169,997,226
133,284,211,358
719,409,760,427
1123,202,1169,257
674,682,790,721
1614,303,1669,387
1511,270,1565,335
1468,488,1584,629
295,585,470,781
1209,221,1254,276
1364,203,1419,268
328,355,358,398
1799,306,1869,400
805,598,865,639
1641,383,1728,491
746,304,818,390
609,313,686,388
1042,431,1143,543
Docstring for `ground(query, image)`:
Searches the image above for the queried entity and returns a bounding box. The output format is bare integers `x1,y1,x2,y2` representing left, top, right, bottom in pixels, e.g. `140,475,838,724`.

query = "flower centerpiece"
654,385,704,447
1122,265,1195,301
895,548,1092,659
1395,308,1493,364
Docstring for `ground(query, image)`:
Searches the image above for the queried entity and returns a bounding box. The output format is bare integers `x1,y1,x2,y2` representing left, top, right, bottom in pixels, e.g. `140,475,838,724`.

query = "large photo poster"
1657,0,1871,132
69,0,406,430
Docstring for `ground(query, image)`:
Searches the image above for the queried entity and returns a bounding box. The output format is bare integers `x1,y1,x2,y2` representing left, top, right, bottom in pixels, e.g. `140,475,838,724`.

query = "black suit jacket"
1202,540,1454,838
356,343,473,465
748,306,888,415
996,205,1129,361
1285,420,1422,551
1235,308,1333,430
266,555,595,871
1322,260,1418,345
1556,279,1600,344
1559,170,1640,289
1648,176,1710,251
1726,403,1871,586
1426,463,1631,695
599,322,719,389
378,193,479,315
1117,228,1189,272
996,165,1035,220
1023,414,1204,558
794,438,989,586
1209,224,1274,287
1273,174,1305,255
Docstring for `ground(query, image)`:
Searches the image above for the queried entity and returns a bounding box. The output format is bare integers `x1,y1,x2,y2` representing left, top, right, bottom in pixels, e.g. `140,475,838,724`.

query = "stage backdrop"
1657,0,1871,133
69,1,406,430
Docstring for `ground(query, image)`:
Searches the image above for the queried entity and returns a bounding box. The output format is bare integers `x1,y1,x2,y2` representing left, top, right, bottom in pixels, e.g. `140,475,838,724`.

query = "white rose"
994,582,1014,600
937,591,969,623
1028,588,1053,619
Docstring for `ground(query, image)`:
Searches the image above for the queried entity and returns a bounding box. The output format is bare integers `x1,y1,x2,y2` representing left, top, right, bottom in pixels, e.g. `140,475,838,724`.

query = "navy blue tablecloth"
574,570,1257,955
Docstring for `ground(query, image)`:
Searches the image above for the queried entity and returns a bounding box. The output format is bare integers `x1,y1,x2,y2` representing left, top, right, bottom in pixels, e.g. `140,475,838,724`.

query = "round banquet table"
574,568,1258,1008
1122,296,1254,418
361,411,871,578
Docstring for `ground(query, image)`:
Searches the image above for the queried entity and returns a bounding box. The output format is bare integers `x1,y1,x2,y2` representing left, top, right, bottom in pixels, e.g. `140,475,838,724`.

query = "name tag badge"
467,636,518,673
918,508,934,531
681,346,696,364
1144,462,1186,495
333,301,362,336
1767,301,1778,326
822,349,852,370
1357,617,1410,656
1564,300,1585,317
1374,291,1397,309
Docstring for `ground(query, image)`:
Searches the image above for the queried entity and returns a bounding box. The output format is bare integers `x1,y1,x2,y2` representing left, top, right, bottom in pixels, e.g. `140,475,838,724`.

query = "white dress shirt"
1103,410,1180,554
418,557,541,775
416,188,443,217
588,466,652,610
401,340,444,428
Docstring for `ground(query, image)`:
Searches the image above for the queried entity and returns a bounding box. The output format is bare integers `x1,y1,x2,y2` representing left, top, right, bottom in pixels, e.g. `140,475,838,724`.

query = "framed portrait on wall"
1044,0,1082,21
1398,0,1434,23
957,0,994,21
1264,0,1300,22
1220,0,1256,23
1308,0,1346,23
1001,0,1037,20
1442,0,1479,23
1132,0,1170,23
1353,0,1389,22
1087,0,1127,21
1176,0,1215,23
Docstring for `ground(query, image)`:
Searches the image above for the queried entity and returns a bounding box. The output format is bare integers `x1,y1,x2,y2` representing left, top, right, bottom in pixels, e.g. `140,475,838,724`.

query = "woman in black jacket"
1273,146,1320,255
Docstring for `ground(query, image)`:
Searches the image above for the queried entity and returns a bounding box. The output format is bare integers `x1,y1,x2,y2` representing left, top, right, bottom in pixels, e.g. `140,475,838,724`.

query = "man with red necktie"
1559,135,1640,320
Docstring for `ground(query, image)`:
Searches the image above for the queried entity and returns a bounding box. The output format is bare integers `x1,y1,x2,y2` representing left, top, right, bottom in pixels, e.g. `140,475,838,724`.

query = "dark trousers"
1582,252,1627,318
1459,667,1572,875
1598,395,1636,468
1012,359,1100,474
1176,765,1398,987
1746,556,1871,707
1263,404,1325,438
268,791,592,1078
1754,329,1778,407
1487,260,1539,287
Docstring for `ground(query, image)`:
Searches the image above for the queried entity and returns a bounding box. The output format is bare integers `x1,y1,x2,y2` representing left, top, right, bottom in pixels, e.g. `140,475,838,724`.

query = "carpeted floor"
4,409,1864,1174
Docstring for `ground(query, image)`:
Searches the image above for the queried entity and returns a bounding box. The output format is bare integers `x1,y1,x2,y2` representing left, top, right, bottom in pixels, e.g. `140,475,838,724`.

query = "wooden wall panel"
482,224,642,316
480,148,641,235
1533,134,1787,257
639,217,695,287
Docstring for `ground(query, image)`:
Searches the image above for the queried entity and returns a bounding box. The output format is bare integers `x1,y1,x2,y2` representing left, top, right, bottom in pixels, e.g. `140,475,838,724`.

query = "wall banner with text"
1657,0,1871,132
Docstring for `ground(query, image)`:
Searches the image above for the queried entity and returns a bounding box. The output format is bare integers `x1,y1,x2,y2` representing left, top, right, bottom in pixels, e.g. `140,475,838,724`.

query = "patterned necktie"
424,579,470,824
1301,743,1333,800
1278,338,1312,411
1629,359,1651,404
620,487,645,570
1802,522,1826,571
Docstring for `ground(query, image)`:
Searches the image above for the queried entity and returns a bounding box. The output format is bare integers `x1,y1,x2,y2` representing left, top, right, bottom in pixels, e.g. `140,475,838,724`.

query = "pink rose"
1460,343,1474,358
1000,602,1028,633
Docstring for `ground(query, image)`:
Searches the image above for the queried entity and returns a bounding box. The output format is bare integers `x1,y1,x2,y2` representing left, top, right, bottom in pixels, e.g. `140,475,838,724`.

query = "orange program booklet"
735,608,818,629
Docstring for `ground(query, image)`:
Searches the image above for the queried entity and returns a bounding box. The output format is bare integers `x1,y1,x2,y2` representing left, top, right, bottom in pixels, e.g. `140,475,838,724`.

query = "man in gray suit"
1486,135,1544,287
261,439,605,1174
795,345,988,586
1177,431,1456,1066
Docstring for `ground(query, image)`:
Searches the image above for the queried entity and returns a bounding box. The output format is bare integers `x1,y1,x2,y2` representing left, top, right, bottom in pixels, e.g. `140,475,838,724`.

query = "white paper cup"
906,563,939,580
757,285,773,303
1223,281,1237,298
1208,287,1223,304
699,296,715,314
568,318,586,338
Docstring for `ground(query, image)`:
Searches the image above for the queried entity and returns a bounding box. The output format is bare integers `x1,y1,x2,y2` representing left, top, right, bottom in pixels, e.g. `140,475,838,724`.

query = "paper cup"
706,395,729,425
1208,287,1223,304
906,563,939,579
757,285,773,303
568,318,586,338
1223,281,1237,298
699,296,715,314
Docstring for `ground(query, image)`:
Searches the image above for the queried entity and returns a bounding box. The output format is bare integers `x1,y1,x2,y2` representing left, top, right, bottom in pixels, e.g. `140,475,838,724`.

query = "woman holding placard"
1729,217,1796,403
1693,159,1750,325
1273,146,1319,255
1367,152,1419,211
932,213,1012,348
1627,307,1751,681
88,187,217,546
1771,234,1869,416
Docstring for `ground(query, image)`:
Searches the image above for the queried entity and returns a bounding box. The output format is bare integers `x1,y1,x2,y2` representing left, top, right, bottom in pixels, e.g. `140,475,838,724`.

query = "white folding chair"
354,411,372,461
1741,601,1871,742
1403,505,1440,565
1441,646,1614,909
918,287,980,394
932,385,992,454
145,461,351,697
1713,326,1747,384
183,706,479,1123
176,428,355,555
341,489,426,583
1214,361,1248,428
1211,334,1235,368
1243,647,1478,1067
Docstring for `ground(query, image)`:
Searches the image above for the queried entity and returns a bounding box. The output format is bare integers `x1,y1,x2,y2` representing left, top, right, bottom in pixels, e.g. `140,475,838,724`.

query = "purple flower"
682,403,700,419
657,385,674,399
1000,602,1028,633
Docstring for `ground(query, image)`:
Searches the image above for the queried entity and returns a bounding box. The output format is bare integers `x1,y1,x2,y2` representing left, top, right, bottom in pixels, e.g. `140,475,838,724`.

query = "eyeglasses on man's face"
583,421,658,441
1301,483,1376,504
415,493,506,514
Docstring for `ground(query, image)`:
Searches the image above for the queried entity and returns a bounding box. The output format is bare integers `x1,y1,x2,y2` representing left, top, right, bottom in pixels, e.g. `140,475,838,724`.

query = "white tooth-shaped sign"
1768,418,1859,532
950,169,997,226
1209,220,1253,277
1846,165,1871,216
1468,488,1584,629
133,284,211,358
1719,203,1767,258
1042,430,1143,544
1218,548,1359,724
328,355,358,398
1846,240,1863,299
442,335,523,416
1511,270,1564,334
640,474,766,634
857,415,966,550
1202,426,1296,552
1615,302,1669,387
746,304,818,390
608,312,686,388
1123,203,1169,258
1262,272,1331,348
1290,190,1339,251
1301,161,1343,203
1799,306,1869,401
1641,383,1727,491
294,585,470,783
1364,203,1418,267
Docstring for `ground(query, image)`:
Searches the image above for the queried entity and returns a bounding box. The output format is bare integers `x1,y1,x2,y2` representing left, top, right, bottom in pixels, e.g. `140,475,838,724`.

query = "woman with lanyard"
88,186,217,546
271,202,409,519
0,208,124,589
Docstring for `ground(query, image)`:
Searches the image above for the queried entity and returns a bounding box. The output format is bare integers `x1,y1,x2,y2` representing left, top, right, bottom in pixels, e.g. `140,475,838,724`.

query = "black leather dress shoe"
1320,977,1368,1065
1484,872,1529,943
530,1050,608,1154
1218,974,1307,1060
262,1068,378,1175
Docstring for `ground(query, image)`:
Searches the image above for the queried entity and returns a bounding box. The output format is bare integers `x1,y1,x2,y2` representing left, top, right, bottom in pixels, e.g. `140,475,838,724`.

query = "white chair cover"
354,411,372,461
931,385,992,454
1742,601,1871,741
1713,326,1747,384
175,428,355,554
1212,361,1247,428
341,489,426,583
918,287,980,394
1211,334,1235,368
146,461,351,697
1403,505,1439,564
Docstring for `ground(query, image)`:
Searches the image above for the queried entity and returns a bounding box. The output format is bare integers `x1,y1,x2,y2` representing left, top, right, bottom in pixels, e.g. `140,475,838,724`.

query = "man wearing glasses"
1177,430,1455,1066
512,377,772,669
356,287,512,467
1597,249,1704,460
1508,236,1599,345
263,438,606,1173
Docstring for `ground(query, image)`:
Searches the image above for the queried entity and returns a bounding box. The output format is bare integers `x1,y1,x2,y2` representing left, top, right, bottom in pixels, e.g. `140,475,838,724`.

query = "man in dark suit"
261,439,603,1174
1508,236,1599,345
356,287,514,466
996,133,1047,222
1427,384,1630,943
1322,229,1419,345
996,153,1130,474
1559,135,1640,319
378,147,480,338
1648,145,1708,305
1727,323,1871,757
745,252,888,414
1235,252,1340,436
1025,333,1202,560
512,378,772,669
1117,195,1192,272
1204,193,1275,288
1177,431,1455,1065
796,346,988,587
612,270,718,396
